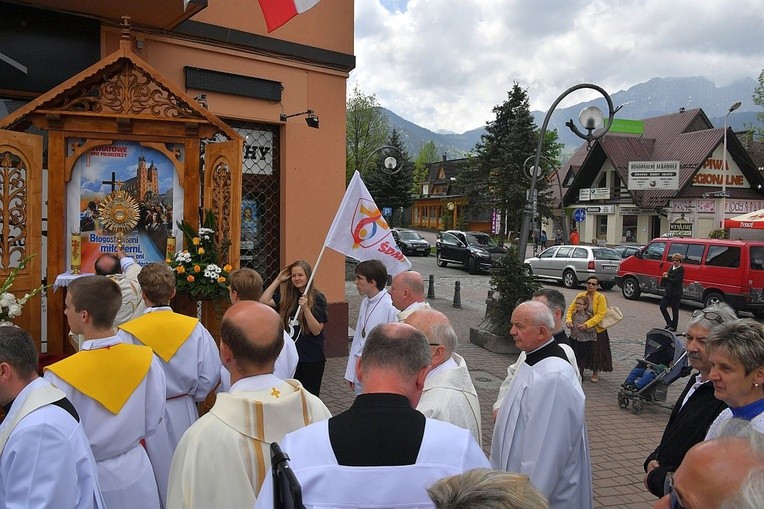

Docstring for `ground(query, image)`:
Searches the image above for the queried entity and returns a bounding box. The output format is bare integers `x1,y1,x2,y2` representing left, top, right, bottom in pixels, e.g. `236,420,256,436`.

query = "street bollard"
427,274,435,299
453,281,462,308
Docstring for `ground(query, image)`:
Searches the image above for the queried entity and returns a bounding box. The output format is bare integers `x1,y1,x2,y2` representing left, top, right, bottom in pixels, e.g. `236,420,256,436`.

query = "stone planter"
469,292,520,354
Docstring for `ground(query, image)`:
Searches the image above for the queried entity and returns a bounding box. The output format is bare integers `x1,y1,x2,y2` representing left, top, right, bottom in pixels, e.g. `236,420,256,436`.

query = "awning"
724,209,764,229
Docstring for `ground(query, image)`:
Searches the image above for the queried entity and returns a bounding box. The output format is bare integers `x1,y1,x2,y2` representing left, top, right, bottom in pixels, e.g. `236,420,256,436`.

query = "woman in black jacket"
659,253,685,331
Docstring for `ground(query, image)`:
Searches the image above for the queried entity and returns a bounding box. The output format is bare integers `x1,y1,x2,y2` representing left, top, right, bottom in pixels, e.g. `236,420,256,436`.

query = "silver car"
524,245,621,290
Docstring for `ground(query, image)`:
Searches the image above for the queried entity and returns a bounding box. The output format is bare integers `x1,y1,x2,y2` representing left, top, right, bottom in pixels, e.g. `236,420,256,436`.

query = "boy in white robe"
256,322,489,509
44,275,166,509
490,301,592,509
0,326,105,509
406,309,482,445
118,262,221,502
167,301,330,509
345,260,397,395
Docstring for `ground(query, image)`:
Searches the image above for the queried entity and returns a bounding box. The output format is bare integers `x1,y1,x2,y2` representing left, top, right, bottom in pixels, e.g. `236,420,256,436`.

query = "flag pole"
287,241,330,337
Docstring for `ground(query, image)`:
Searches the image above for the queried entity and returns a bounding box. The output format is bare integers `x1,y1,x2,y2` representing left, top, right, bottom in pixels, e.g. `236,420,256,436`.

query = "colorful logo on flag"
351,200,390,249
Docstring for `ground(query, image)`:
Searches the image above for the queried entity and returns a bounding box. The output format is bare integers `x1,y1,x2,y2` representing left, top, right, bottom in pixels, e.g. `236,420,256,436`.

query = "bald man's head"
389,271,425,311
405,309,457,361
672,435,764,509
221,301,284,374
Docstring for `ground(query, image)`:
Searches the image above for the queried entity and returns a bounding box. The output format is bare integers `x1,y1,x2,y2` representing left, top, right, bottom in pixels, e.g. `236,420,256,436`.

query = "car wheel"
467,257,478,275
436,252,448,267
622,277,640,300
562,270,578,289
703,291,724,308
600,282,615,290
523,264,533,276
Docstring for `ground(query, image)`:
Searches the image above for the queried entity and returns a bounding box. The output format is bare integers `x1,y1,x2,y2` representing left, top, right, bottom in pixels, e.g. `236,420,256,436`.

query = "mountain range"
382,76,763,160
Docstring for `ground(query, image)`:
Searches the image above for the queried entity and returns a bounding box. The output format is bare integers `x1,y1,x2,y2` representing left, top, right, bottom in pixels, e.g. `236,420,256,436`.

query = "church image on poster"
67,140,184,273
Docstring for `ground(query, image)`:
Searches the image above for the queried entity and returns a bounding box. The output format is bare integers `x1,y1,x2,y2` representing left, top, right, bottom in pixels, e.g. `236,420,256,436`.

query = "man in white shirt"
167,301,330,509
117,263,221,503
0,325,105,509
405,309,482,445
94,247,146,326
256,322,489,509
45,275,166,509
493,288,580,420
345,260,397,395
389,270,431,321
491,300,592,509
217,268,298,392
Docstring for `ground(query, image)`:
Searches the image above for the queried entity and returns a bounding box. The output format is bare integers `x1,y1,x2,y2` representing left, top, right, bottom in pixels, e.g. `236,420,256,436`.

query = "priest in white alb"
345,260,397,395
118,263,221,502
405,309,482,446
491,300,592,509
389,271,431,321
166,301,330,509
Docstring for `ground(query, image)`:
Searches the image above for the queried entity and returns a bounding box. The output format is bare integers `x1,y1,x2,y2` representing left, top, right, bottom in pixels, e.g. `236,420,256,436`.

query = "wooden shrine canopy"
0,22,243,354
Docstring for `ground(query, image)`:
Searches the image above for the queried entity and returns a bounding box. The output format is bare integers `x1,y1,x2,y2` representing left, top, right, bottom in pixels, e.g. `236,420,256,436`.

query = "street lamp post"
720,101,742,229
362,145,404,175
523,154,568,250
517,84,618,261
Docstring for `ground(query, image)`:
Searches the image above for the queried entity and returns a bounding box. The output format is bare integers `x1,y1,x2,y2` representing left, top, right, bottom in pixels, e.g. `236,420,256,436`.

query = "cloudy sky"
351,0,764,134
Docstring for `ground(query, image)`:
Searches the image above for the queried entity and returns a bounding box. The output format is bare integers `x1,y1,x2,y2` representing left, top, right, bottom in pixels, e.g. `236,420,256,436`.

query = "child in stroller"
621,329,675,392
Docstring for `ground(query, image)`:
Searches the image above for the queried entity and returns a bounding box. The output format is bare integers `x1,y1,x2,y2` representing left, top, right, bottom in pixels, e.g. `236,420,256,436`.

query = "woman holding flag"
261,260,328,396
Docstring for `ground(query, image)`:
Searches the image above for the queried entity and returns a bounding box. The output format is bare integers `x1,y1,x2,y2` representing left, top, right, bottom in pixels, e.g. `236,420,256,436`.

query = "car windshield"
397,231,422,241
593,248,622,261
466,233,498,247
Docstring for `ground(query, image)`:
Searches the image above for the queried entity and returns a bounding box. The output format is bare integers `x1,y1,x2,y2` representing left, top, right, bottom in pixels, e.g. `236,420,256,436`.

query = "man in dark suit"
643,303,736,497
659,253,685,331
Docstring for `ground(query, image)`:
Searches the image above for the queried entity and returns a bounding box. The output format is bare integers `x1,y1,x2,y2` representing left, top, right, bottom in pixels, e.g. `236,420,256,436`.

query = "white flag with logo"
325,171,411,276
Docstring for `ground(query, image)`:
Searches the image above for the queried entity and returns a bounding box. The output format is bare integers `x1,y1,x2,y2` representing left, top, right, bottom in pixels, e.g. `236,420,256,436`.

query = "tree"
753,69,764,141
460,83,561,243
365,129,413,227
412,141,438,194
346,86,390,183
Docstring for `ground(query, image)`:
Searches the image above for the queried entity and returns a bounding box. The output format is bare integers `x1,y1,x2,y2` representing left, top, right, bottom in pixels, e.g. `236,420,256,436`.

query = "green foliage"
412,141,438,194
754,69,764,141
346,86,390,184
365,130,413,227
460,83,561,242
488,246,540,329
708,229,729,239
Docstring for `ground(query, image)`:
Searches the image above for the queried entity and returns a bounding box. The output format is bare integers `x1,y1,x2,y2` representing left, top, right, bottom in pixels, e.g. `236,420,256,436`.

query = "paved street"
319,233,747,508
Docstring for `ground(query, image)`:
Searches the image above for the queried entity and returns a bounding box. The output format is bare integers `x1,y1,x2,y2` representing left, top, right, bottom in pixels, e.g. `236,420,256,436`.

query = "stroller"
617,328,691,414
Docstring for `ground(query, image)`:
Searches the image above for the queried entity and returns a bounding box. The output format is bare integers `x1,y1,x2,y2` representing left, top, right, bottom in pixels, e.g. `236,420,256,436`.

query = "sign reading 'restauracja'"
628,161,680,190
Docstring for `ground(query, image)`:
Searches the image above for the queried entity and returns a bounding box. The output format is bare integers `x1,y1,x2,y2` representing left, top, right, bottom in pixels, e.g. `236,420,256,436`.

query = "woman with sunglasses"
565,276,613,382
704,319,764,438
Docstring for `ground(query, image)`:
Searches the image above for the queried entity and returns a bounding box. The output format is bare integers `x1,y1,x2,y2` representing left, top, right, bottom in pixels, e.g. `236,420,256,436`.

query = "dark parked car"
436,230,508,274
612,244,644,259
391,228,431,256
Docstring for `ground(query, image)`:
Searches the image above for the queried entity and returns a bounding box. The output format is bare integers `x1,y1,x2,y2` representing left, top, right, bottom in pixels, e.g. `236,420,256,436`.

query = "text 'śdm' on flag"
257,0,321,32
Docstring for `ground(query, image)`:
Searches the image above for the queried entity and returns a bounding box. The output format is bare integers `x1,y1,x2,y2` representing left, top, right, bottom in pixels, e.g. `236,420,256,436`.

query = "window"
597,215,608,238
439,232,459,246
643,242,667,261
621,215,637,243
539,248,557,259
705,245,740,268
555,247,572,258
668,243,704,265
572,248,588,259
593,248,622,260
751,247,764,270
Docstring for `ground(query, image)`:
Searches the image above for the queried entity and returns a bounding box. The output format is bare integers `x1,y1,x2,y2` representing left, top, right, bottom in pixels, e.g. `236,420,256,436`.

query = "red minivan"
615,238,764,316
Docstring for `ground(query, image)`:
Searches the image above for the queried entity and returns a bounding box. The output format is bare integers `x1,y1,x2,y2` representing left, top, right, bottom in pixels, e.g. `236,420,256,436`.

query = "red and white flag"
325,171,411,276
257,0,321,32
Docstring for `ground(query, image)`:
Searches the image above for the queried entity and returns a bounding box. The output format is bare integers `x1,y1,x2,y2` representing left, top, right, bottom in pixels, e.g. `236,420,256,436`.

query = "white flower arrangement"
0,255,46,326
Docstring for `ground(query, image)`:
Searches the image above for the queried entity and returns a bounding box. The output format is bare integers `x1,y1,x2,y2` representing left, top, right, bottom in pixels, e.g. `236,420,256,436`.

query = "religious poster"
66,140,184,273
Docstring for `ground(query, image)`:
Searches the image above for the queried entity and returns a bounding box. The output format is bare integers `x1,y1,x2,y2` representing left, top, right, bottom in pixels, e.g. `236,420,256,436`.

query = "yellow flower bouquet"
166,209,232,301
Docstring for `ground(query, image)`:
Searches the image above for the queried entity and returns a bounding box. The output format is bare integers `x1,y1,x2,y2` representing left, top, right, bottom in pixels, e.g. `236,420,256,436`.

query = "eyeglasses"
428,343,441,347
666,474,686,509
692,309,724,324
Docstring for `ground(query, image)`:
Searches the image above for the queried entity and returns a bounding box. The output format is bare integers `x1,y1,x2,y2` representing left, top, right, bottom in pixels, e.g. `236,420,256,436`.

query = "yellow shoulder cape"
118,311,199,362
45,343,153,414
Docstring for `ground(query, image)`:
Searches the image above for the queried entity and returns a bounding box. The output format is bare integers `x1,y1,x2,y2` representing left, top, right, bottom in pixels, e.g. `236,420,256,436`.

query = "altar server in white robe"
493,288,580,420
405,309,482,445
345,260,397,395
44,276,165,509
217,268,298,393
118,262,221,502
491,301,592,509
255,322,489,509
0,326,105,509
167,301,330,509
390,270,431,321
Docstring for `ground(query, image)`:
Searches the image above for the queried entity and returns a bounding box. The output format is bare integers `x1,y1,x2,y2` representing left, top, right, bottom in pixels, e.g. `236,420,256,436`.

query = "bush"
488,246,541,331
708,229,729,239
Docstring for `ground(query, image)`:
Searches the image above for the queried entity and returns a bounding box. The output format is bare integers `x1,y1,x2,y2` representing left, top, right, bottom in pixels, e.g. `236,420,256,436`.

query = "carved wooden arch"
204,140,243,267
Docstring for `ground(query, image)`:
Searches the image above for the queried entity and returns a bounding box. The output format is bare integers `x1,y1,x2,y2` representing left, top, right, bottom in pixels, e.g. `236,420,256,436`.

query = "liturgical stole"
118,311,198,362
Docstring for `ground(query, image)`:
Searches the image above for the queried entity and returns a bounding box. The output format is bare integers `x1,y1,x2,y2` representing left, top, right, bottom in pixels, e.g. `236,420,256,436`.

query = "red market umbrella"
724,209,764,229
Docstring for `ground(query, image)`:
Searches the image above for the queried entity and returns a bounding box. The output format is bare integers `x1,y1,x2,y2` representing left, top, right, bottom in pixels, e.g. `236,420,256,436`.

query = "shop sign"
669,222,692,236
586,205,614,214
692,158,748,188
628,161,680,190
579,188,591,201
590,188,611,200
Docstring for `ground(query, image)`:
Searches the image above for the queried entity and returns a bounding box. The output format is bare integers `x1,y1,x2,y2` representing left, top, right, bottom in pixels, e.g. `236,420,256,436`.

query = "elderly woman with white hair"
705,319,764,438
